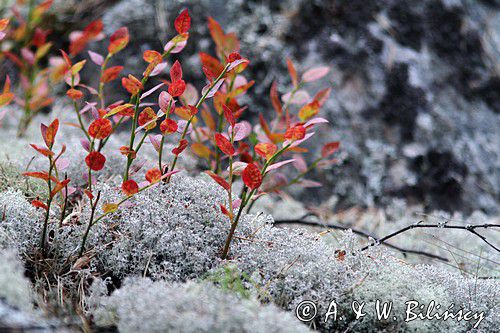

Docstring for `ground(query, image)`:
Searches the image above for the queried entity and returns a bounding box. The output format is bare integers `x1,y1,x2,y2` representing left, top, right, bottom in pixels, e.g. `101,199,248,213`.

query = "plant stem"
221,143,291,259
78,191,101,258
41,155,54,258
98,54,112,109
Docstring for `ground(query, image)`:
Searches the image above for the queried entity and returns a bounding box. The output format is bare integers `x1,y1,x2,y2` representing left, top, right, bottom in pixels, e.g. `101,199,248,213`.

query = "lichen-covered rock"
90,278,310,333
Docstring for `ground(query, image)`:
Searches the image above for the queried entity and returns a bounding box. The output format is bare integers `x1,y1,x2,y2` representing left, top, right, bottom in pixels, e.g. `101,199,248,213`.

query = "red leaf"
41,119,59,149
172,139,188,155
170,60,183,82
85,151,106,171
174,9,191,34
270,81,282,115
199,52,224,78
321,141,340,158
160,118,178,134
222,104,235,127
313,87,332,106
254,143,277,160
31,200,48,210
66,88,83,100
168,79,186,97
220,204,231,217
286,58,298,87
242,163,262,189
100,66,123,83
122,180,139,196
30,144,54,157
143,50,162,63
215,133,235,156
88,118,112,139
284,125,306,141
204,171,230,191
145,168,162,183
51,179,71,198
122,75,143,96
108,27,129,54
22,171,56,182
137,107,157,130
60,49,72,67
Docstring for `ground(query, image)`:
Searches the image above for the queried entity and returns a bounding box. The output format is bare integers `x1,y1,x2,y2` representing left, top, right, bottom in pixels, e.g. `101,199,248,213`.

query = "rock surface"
28,0,500,215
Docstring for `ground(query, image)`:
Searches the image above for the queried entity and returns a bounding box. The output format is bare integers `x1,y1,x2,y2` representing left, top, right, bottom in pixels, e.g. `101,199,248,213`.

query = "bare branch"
273,219,450,262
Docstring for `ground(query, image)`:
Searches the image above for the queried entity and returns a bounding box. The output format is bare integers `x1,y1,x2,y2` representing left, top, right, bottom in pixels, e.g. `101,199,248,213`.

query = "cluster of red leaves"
19,7,340,260
24,119,71,209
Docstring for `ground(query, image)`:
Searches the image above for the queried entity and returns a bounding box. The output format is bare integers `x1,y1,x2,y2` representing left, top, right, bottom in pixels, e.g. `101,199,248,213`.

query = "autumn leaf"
204,171,230,191
255,143,277,160
172,139,188,155
137,107,157,131
298,100,320,121
160,119,178,134
100,66,123,83
88,118,112,139
102,203,118,213
31,200,48,210
215,133,235,156
30,144,54,157
170,60,183,82
85,151,106,171
174,9,191,34
122,179,139,196
51,179,71,197
66,88,83,100
321,141,340,158
143,50,162,63
284,125,306,141
105,103,135,118
145,168,162,183
168,79,186,97
122,74,143,96
222,104,236,127
242,163,262,189
108,27,129,54
286,58,298,87
270,81,282,115
191,143,211,159
40,118,58,149
22,171,56,182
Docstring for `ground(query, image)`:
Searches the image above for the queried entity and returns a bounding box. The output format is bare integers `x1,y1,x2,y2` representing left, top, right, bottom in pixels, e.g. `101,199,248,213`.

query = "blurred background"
1,0,499,217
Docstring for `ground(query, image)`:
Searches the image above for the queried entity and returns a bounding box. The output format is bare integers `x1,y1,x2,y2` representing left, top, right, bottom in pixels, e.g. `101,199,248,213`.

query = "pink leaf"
150,62,168,76
80,139,91,152
176,120,192,134
55,157,70,170
148,134,162,152
88,50,104,66
301,66,330,82
282,90,310,105
141,82,165,100
292,154,307,172
266,159,295,172
304,117,329,128
298,179,323,188
202,79,224,99
159,91,172,112
164,39,187,54
230,121,252,141
228,161,247,175
227,59,249,71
